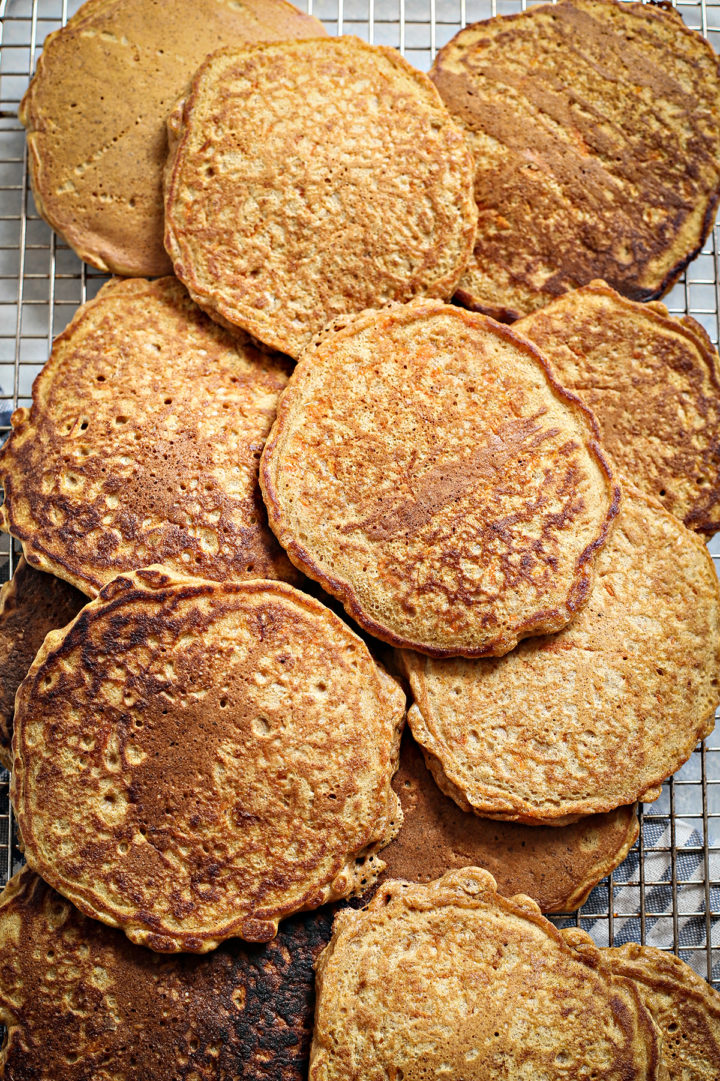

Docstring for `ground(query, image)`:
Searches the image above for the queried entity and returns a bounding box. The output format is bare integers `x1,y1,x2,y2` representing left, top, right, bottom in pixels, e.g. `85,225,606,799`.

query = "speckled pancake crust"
400,486,720,824
310,869,666,1081
261,300,618,657
431,0,720,320
11,568,405,952
163,37,477,358
517,281,720,534
0,867,334,1081
0,558,85,769
0,277,295,596
19,0,325,276
598,944,720,1081
379,732,638,913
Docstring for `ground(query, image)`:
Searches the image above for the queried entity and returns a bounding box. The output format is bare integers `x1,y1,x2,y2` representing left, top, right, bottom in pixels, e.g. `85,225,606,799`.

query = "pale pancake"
517,281,720,534
0,277,295,596
379,731,638,913
261,300,618,657
597,943,720,1081
0,558,85,769
19,0,325,276
431,0,720,320
11,568,405,952
400,486,720,824
163,37,477,358
310,868,666,1081
0,867,334,1080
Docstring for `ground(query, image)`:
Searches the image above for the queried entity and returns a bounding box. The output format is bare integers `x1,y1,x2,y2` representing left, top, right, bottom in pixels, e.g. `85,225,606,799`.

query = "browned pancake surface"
598,944,720,1080
261,300,618,657
517,281,720,534
431,0,720,320
379,731,638,912
401,487,720,823
164,37,477,357
310,869,665,1081
0,867,333,1080
0,558,85,769
0,277,294,595
19,0,325,276
11,568,404,952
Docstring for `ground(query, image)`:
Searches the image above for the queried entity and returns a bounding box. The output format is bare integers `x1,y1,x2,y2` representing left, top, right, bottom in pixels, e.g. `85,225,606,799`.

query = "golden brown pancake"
594,943,720,1080
379,731,638,913
19,0,325,276
11,567,405,952
0,866,334,1080
0,277,295,596
431,0,720,321
0,557,85,770
261,299,619,657
400,486,720,824
163,37,477,358
310,868,666,1081
517,281,720,534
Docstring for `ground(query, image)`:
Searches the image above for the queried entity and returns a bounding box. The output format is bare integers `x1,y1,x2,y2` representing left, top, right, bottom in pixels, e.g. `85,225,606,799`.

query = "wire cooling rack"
0,0,719,994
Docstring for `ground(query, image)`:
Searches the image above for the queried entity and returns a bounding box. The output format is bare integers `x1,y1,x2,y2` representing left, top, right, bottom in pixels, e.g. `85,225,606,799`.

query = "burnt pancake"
0,558,85,769
431,0,720,320
261,300,618,658
0,277,295,596
310,868,666,1081
400,486,720,824
19,0,325,276
379,731,639,913
0,867,333,1080
517,281,720,534
163,37,477,358
595,943,720,1080
11,568,405,952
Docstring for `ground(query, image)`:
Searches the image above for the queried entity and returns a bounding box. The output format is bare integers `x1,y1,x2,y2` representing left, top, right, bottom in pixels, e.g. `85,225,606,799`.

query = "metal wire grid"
0,0,718,994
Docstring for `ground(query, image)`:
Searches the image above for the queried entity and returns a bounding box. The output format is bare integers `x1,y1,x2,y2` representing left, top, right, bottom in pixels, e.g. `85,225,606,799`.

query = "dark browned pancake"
0,558,85,769
378,732,638,913
431,0,720,320
0,867,333,1080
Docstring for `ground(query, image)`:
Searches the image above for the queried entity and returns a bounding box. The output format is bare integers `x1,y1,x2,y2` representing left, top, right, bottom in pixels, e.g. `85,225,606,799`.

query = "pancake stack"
3,0,720,1074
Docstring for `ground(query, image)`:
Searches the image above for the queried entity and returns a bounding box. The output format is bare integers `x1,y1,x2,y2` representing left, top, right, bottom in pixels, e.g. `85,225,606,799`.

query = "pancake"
0,867,334,1080
0,558,85,770
430,0,720,321
19,0,325,276
261,299,619,657
595,943,720,1080
11,567,405,952
400,486,720,824
309,868,666,1081
0,276,295,596
378,730,638,913
163,37,477,358
517,281,720,535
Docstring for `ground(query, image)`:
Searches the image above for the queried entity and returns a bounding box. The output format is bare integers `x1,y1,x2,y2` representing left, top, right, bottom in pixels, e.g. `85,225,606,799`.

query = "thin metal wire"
0,0,718,992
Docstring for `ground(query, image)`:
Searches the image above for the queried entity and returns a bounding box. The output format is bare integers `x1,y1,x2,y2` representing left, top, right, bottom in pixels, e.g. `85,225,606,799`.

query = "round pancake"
11,567,405,952
163,37,477,358
0,558,85,770
400,486,720,824
309,868,666,1081
0,276,295,596
594,943,720,1080
261,300,619,657
378,730,639,913
430,0,720,321
517,281,720,535
19,0,325,276
0,867,334,1080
